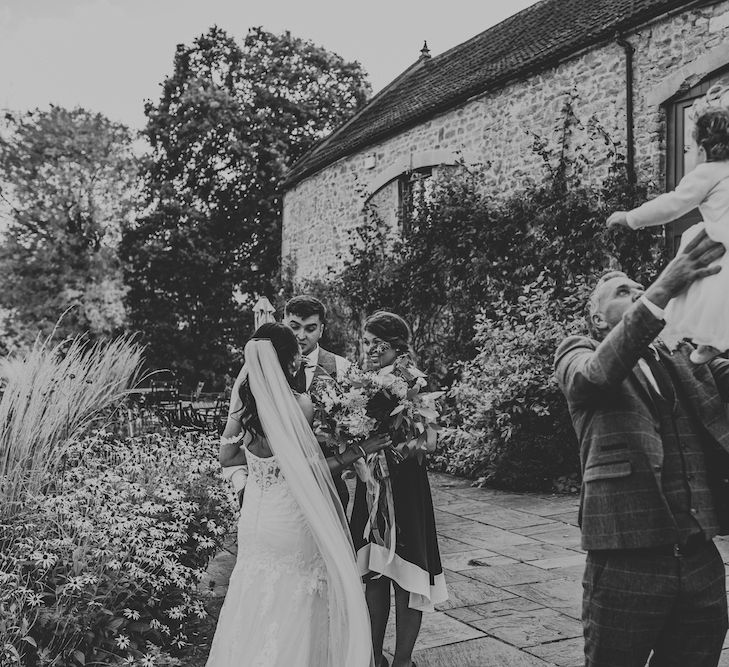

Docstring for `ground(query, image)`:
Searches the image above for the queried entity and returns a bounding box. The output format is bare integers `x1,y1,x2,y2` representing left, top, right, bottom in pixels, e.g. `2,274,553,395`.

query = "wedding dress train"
205,446,330,666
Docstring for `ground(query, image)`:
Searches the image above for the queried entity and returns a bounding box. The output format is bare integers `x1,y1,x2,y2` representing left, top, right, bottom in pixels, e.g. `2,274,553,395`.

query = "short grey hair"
585,270,628,340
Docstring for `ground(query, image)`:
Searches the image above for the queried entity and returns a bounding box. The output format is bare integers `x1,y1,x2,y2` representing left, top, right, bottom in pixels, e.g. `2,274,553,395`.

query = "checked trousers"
583,541,727,666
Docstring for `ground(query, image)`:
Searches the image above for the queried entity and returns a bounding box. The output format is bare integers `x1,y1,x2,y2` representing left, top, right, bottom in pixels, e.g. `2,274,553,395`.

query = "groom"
284,295,352,506
284,295,350,391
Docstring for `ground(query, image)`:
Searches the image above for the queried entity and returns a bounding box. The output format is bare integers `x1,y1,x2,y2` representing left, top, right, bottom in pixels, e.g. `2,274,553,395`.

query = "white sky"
0,0,541,130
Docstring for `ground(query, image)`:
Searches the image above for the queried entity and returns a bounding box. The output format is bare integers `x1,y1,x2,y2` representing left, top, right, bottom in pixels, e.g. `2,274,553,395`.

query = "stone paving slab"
410,637,552,666
436,576,515,610
502,578,584,621
525,637,584,667
511,523,583,548
445,596,543,623
436,535,486,554
383,610,486,653
458,505,557,530
548,510,580,527
200,470,729,666
439,547,501,571
462,562,563,588
484,540,580,562
468,606,582,648
438,521,539,550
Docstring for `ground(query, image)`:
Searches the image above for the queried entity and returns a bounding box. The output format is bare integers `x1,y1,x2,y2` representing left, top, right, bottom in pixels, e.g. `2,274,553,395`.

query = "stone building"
282,0,729,279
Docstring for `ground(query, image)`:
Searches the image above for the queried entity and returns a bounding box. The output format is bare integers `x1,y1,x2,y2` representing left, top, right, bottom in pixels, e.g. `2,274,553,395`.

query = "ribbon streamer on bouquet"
354,450,397,565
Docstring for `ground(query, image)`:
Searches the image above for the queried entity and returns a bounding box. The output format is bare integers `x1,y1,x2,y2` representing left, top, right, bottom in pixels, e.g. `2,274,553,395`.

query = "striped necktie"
640,348,675,404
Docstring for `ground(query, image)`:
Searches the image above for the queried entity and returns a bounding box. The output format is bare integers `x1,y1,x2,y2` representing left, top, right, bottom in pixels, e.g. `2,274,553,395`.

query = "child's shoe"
690,344,722,364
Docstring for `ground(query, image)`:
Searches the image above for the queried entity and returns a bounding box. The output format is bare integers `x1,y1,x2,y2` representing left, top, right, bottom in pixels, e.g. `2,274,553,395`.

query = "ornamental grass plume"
0,332,144,515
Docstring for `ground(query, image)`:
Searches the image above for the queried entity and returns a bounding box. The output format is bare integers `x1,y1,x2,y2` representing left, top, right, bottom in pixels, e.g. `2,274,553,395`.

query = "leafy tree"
0,107,138,346
123,26,370,387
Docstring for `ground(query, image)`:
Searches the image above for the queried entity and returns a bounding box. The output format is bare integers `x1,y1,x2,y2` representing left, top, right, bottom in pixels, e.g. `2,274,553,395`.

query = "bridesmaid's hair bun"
364,311,411,353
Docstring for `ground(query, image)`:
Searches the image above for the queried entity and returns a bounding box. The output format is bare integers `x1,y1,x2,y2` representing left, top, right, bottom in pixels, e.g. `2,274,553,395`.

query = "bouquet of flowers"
310,354,443,562
311,354,443,464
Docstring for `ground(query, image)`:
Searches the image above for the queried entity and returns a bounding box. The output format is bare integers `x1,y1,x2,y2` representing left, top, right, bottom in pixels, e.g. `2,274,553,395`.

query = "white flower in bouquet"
317,382,340,413
341,408,377,438
390,377,409,400
371,373,395,390
342,387,369,412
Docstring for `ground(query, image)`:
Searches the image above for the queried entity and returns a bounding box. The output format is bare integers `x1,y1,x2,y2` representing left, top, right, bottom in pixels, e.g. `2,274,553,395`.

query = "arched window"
665,67,729,253
398,166,433,235
363,149,464,236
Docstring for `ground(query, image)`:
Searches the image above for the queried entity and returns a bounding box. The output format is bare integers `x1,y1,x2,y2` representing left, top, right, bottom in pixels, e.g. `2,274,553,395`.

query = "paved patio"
202,472,729,666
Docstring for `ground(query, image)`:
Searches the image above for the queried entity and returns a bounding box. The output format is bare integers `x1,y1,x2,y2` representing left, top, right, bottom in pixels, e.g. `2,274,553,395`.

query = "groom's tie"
640,347,675,404
295,357,314,393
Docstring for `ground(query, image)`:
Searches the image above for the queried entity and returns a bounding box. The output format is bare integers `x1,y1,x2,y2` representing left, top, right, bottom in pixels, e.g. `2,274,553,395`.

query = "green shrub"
433,276,588,490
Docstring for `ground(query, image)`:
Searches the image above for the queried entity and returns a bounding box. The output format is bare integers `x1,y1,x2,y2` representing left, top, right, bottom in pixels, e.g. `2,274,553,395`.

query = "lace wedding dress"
206,444,331,666
207,339,373,667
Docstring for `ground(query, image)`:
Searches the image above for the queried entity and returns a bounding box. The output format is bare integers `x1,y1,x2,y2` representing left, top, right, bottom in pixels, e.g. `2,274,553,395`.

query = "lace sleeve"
221,464,248,492
221,432,246,446
220,431,250,492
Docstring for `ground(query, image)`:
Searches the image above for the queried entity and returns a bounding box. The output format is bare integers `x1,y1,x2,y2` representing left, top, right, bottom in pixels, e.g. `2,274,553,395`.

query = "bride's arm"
219,417,250,467
219,417,251,505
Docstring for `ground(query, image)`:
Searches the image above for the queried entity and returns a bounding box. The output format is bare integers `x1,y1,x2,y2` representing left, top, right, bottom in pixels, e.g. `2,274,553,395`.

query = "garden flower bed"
0,429,236,666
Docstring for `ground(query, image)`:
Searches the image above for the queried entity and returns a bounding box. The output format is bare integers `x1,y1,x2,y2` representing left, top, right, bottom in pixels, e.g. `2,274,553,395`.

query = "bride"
206,322,386,667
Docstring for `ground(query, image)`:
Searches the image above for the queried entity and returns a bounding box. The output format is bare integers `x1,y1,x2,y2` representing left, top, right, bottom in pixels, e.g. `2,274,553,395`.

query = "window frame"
397,166,433,236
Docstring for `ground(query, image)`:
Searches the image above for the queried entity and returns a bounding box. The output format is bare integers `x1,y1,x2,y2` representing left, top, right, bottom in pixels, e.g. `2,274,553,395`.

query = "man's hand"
644,228,725,308
607,211,630,228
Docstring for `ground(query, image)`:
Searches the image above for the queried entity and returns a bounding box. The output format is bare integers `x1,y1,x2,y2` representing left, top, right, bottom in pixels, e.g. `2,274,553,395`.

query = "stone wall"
283,1,729,279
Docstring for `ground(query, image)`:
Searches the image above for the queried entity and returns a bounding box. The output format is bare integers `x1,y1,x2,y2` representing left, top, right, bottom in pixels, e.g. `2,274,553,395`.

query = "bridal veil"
242,339,373,667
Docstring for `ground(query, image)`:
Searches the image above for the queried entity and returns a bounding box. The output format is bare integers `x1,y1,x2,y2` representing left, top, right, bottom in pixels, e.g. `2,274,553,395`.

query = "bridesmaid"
350,311,447,667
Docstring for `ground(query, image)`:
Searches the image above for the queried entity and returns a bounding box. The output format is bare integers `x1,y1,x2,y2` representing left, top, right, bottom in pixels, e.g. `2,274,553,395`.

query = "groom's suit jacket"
310,348,341,388
305,347,349,391
555,300,729,551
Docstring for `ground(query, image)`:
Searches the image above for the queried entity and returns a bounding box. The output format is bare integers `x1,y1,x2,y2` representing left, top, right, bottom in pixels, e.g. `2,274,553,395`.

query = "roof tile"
284,0,697,187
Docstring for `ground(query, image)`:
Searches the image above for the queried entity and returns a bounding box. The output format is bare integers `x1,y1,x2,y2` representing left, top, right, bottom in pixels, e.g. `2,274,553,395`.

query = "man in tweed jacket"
284,294,351,507
555,230,729,666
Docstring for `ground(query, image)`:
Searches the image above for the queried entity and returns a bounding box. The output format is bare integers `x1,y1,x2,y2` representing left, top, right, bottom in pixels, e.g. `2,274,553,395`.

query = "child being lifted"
608,83,729,364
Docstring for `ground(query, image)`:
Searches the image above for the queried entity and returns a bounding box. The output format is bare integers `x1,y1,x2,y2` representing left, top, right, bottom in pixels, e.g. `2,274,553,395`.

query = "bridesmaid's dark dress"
350,448,447,611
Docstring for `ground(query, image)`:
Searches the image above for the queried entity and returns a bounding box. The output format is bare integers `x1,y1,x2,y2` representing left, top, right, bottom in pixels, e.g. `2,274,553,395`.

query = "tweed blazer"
310,347,341,388
555,300,729,550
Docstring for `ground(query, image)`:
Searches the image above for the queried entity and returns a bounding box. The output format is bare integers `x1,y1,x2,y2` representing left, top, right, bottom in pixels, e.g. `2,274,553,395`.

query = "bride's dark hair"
238,322,299,438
